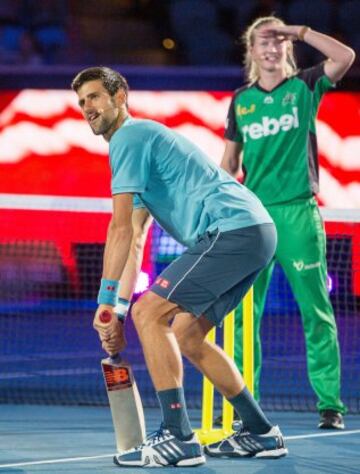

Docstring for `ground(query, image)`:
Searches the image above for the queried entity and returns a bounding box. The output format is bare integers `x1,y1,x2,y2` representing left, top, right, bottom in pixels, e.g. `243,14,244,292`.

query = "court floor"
1,405,359,473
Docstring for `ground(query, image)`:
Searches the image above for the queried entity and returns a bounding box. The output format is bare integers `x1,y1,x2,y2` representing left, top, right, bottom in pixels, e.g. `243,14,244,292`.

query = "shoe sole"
255,448,288,458
176,455,206,466
114,455,206,467
204,447,288,459
318,424,345,430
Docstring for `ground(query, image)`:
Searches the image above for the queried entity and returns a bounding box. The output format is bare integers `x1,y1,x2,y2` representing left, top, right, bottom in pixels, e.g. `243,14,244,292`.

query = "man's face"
77,79,124,136
250,23,288,74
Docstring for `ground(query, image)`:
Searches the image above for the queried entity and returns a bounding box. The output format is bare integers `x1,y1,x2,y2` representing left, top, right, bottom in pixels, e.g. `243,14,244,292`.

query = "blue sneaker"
113,424,205,467
204,425,288,459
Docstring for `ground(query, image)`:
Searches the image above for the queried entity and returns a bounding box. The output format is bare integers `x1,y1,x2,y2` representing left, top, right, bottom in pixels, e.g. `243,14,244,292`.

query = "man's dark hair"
71,66,129,98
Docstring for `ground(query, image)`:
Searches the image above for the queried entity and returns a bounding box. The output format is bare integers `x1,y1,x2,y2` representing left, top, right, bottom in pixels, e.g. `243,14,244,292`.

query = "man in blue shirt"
72,67,287,467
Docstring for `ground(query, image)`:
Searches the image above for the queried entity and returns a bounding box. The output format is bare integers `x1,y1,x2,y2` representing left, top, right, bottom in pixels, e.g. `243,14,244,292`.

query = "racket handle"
98,310,122,362
110,353,122,363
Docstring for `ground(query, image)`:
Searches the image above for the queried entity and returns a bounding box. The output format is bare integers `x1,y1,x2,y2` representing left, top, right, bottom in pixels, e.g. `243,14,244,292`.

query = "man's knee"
132,298,153,334
131,292,175,335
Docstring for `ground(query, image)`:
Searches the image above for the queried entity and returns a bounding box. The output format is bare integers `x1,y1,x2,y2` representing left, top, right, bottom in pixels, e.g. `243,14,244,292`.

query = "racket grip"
98,310,122,362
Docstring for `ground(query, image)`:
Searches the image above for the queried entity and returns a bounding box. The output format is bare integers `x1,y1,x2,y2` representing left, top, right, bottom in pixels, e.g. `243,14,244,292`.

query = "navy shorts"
150,223,277,326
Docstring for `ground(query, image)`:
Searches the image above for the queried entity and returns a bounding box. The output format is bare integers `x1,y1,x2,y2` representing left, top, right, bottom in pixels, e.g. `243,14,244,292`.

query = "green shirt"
110,117,272,248
225,63,333,206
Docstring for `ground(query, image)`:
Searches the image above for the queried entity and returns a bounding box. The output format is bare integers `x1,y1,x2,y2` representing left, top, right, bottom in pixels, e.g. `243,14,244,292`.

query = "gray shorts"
150,223,277,326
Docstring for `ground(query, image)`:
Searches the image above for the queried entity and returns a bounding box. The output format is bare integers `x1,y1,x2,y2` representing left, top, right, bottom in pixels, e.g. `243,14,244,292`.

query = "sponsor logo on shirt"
241,107,299,142
263,96,274,104
282,92,297,106
293,260,321,271
236,104,256,116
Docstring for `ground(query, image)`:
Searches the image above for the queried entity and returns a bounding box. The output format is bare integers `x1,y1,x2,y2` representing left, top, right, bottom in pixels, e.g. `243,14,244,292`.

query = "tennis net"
0,196,359,412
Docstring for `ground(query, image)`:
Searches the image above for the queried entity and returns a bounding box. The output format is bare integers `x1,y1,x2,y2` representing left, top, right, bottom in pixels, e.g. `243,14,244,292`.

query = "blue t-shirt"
110,117,272,247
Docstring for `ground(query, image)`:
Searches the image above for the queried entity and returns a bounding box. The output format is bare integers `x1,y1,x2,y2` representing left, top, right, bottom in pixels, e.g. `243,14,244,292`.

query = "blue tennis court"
1,406,359,473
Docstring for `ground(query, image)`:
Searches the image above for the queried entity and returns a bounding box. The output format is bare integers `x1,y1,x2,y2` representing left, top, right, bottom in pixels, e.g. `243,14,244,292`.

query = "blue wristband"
97,278,120,306
115,297,130,322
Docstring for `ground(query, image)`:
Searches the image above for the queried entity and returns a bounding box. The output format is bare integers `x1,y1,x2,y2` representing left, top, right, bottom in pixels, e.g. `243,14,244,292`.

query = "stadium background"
0,0,359,415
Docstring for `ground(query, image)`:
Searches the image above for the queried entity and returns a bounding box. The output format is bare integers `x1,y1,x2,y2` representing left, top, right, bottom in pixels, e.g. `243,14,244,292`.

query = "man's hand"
93,304,127,355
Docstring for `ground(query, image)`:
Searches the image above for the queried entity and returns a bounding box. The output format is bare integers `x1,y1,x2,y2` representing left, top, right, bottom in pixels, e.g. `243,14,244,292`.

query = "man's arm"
221,140,243,177
119,208,153,300
97,206,152,355
94,193,135,355
103,193,134,279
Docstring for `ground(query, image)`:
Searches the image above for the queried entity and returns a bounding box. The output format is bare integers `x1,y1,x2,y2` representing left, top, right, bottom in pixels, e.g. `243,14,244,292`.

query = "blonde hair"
243,16,297,83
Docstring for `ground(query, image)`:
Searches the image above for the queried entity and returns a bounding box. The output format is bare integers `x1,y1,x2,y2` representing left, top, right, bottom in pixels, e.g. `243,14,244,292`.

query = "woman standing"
221,16,355,429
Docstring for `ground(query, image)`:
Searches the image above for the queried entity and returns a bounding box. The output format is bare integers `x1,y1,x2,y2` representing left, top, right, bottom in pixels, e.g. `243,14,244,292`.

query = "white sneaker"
205,425,288,459
114,424,206,467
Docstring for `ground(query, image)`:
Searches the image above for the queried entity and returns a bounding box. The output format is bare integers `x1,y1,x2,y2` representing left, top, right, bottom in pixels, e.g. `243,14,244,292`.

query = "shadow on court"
0,405,359,473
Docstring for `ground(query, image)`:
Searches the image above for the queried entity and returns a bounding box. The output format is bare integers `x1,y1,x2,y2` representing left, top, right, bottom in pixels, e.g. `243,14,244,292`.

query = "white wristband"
114,298,130,321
